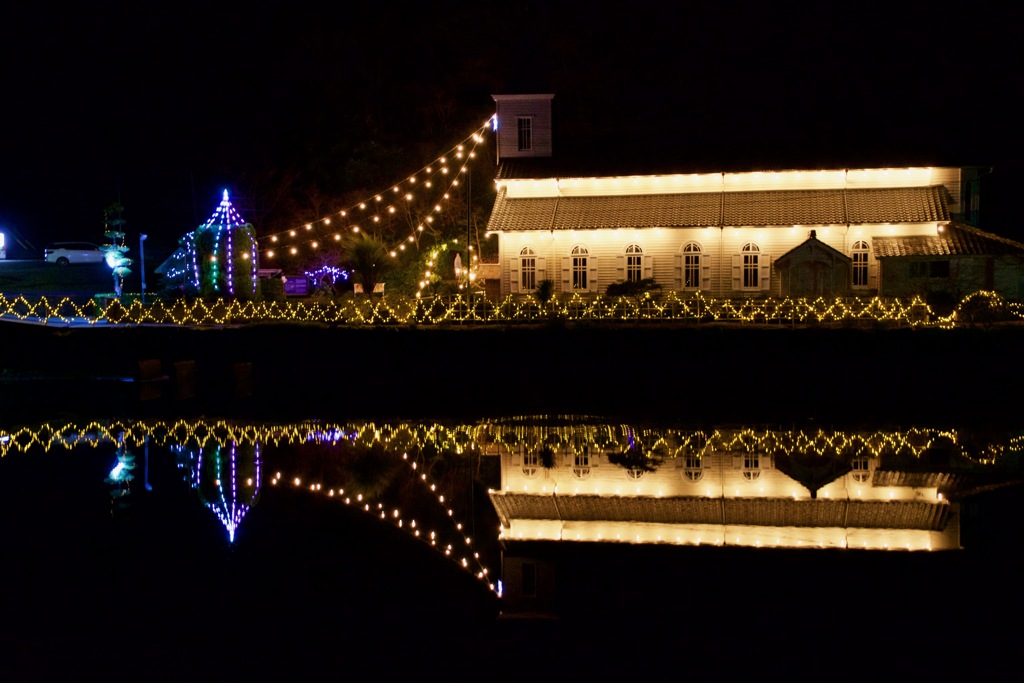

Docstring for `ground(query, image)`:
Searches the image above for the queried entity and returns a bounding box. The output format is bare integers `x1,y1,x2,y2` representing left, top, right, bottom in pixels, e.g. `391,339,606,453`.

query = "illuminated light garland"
2,290,1020,328
258,121,493,270
304,266,350,286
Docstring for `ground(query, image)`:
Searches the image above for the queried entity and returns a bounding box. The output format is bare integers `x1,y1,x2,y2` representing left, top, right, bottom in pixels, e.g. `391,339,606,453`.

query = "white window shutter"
760,255,772,291
760,453,771,470
731,254,742,290
701,254,712,290
732,454,744,469
561,257,571,290
615,255,625,281
673,254,683,290
588,257,599,292
643,255,653,279
509,256,520,294
537,256,547,282
869,262,878,288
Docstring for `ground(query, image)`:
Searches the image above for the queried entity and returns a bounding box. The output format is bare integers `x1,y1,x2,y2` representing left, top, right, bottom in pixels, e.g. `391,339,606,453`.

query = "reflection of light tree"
181,441,262,543
104,432,135,510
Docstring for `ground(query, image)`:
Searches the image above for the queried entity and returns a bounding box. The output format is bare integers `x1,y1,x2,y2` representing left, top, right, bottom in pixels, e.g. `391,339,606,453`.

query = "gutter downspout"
550,182,561,290
842,169,851,254
549,182,561,231
552,184,561,288
719,173,726,297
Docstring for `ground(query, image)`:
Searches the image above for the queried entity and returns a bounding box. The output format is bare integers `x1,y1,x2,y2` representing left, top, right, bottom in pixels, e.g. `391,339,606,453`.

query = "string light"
258,119,492,263
2,290,1018,328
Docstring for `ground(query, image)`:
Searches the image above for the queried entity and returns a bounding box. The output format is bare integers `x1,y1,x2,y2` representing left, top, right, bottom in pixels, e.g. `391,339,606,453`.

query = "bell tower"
491,94,554,163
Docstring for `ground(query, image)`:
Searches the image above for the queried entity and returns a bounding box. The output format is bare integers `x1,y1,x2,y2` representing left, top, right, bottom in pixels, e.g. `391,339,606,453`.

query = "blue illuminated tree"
182,190,259,300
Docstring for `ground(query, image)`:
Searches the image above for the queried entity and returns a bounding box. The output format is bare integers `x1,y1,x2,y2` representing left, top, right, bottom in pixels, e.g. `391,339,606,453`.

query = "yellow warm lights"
256,119,491,264
0,290,1018,329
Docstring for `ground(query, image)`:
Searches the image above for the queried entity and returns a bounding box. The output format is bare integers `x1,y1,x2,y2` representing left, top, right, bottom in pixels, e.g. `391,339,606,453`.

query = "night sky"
2,1,1021,259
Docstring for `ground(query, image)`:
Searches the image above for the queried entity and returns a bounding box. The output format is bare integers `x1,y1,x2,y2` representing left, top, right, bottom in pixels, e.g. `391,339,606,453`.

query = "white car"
44,242,106,266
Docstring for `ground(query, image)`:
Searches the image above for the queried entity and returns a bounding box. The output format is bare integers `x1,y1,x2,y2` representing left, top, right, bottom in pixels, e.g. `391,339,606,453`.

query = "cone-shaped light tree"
183,190,259,300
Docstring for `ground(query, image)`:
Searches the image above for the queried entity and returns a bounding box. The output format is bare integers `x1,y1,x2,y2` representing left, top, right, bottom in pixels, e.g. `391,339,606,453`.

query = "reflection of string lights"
269,451,492,590
0,418,498,587
5,418,1020,576
3,418,1020,467
2,290,1019,328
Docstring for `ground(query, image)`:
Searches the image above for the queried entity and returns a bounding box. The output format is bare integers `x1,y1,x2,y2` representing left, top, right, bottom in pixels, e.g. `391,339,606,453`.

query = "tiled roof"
873,221,1024,257
871,470,956,489
490,494,950,531
488,192,723,231
723,189,847,226
846,186,950,223
487,186,950,231
774,235,852,266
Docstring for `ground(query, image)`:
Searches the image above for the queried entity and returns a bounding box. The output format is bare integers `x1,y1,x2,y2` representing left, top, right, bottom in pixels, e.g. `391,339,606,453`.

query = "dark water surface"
2,321,1023,680
2,415,1022,681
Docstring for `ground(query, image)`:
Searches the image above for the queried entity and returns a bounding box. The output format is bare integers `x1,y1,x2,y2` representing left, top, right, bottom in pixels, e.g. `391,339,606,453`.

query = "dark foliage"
605,278,663,298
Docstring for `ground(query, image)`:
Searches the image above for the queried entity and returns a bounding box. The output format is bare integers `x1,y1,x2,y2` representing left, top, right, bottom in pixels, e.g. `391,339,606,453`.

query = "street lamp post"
140,233,148,304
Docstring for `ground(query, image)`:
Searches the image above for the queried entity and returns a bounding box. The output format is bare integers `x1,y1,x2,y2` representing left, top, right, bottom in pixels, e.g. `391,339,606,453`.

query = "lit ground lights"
2,290,1020,328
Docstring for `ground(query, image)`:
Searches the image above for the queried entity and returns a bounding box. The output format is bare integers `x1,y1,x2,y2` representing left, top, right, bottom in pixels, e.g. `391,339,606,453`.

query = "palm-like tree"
346,234,395,295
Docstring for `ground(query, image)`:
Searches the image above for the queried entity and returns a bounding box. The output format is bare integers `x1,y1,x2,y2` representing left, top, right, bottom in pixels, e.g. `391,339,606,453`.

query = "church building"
486,94,1024,301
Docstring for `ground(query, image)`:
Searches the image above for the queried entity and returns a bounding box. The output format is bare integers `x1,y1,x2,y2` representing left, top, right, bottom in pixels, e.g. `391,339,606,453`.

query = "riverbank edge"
1,321,1021,426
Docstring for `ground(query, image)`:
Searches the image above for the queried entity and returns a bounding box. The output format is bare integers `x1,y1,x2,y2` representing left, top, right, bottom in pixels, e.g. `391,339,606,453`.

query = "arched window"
852,241,869,287
683,454,704,482
522,450,540,478
683,242,702,289
742,243,760,289
572,449,591,479
742,453,761,481
520,247,537,291
625,244,643,282
851,457,871,483
571,245,589,290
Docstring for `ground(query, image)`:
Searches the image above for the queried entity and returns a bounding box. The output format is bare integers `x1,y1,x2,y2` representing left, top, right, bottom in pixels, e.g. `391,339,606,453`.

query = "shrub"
605,278,663,298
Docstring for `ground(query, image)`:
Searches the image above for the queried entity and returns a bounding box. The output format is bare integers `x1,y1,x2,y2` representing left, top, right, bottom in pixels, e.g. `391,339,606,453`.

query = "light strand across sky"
261,118,494,264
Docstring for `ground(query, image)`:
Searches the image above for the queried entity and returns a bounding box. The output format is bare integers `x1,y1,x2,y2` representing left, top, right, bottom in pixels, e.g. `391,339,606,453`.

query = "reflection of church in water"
483,422,1022,610
488,426,967,552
